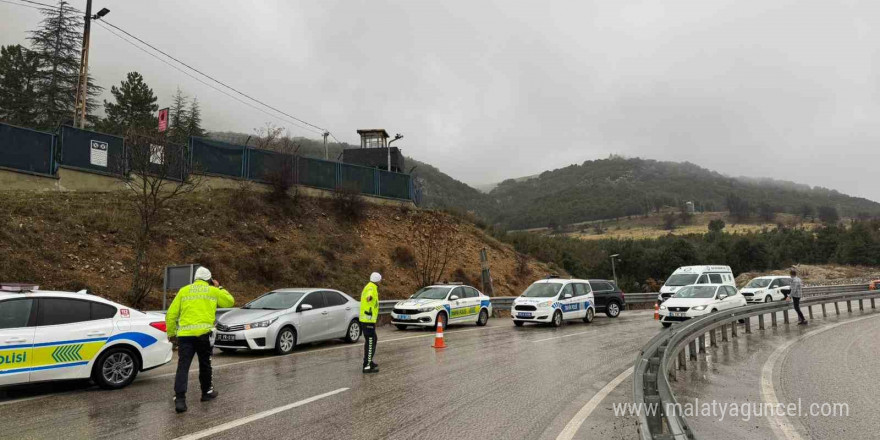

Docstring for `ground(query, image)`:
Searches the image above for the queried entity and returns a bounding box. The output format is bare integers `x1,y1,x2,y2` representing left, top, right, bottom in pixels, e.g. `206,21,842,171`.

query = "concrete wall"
0,167,57,191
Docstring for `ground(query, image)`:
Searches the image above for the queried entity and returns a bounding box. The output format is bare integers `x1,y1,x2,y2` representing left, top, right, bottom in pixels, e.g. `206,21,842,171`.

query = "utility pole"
73,2,110,128
323,131,329,160
610,254,620,286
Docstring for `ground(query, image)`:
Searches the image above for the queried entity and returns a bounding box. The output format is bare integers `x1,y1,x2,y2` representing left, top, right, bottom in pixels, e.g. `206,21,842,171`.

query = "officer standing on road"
786,269,807,325
166,266,235,413
360,272,381,374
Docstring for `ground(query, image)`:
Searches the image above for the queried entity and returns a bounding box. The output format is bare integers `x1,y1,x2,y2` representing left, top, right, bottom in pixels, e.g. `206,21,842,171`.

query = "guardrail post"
872,298,876,309
698,334,707,353
745,317,752,333
859,299,864,311
709,328,717,347
822,303,827,317
758,314,765,330
771,312,777,327
721,323,729,342
732,321,738,337
847,300,852,313
835,302,840,315
678,349,687,370
645,395,663,434
808,305,814,319
689,340,697,360
783,309,789,323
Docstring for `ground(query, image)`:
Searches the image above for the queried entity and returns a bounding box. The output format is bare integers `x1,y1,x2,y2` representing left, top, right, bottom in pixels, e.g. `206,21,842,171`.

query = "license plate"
670,312,683,317
517,312,533,318
216,333,235,342
397,315,410,320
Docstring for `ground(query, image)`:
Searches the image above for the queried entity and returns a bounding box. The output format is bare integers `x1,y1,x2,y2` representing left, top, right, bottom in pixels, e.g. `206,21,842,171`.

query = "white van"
658,265,735,304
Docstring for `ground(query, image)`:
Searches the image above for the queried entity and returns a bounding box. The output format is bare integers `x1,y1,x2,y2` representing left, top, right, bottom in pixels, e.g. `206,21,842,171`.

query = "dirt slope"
0,189,554,308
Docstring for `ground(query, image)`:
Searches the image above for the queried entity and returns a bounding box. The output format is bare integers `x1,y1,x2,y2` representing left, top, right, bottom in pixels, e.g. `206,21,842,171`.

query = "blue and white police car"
511,277,596,327
390,283,492,330
0,284,173,389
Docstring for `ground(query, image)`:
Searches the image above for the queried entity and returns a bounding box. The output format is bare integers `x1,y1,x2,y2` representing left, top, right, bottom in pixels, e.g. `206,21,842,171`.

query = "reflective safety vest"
360,282,379,323
166,280,235,337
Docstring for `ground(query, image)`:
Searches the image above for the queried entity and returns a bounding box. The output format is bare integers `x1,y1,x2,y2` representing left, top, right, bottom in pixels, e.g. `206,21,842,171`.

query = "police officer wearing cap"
166,266,234,413
360,272,381,373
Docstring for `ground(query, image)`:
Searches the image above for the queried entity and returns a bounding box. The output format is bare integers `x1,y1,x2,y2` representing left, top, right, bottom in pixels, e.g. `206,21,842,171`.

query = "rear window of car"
37,298,92,326
91,302,117,319
591,282,614,292
466,287,480,298
322,291,348,307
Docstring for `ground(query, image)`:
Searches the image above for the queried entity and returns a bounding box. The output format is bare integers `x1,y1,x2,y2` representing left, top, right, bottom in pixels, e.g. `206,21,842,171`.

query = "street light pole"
610,254,620,286
73,3,109,128
323,131,330,160
387,133,403,172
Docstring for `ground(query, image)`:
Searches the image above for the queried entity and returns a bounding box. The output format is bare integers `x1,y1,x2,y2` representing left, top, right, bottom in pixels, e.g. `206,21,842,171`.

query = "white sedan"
391,284,492,330
739,276,791,304
0,287,173,389
659,284,746,327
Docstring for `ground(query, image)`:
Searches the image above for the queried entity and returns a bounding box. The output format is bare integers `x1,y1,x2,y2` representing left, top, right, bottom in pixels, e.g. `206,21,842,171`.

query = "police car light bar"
0,283,39,293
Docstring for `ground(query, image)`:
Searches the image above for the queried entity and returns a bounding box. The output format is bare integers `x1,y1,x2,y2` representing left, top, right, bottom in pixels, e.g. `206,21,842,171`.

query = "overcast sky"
3,0,878,201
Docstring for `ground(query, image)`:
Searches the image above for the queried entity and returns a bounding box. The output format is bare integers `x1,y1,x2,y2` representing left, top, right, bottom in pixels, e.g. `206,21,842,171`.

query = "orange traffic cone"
432,320,447,349
654,303,660,320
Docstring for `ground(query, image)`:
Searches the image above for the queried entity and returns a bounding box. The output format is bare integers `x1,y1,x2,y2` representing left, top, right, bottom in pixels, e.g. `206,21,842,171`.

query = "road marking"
172,388,349,440
0,394,53,407
761,313,880,440
556,366,634,440
531,330,593,343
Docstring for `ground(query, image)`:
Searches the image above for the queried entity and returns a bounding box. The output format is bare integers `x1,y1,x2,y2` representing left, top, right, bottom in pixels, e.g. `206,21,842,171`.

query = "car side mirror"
299,304,313,312
718,294,728,300
563,293,573,299
450,295,459,301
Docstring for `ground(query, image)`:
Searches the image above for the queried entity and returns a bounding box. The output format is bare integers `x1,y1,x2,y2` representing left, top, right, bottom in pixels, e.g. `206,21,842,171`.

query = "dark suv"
588,279,626,317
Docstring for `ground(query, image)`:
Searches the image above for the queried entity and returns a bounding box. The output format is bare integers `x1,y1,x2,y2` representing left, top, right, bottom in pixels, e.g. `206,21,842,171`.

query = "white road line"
0,394,52,407
531,330,593,343
172,387,349,440
556,366,634,440
761,313,880,440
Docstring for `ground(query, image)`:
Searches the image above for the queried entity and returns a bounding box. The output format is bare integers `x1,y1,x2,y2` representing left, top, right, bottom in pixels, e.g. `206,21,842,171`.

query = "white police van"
511,277,596,327
0,285,172,389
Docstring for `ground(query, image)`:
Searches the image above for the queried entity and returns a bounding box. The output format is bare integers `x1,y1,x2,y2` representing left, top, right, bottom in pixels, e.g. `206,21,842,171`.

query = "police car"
511,277,596,327
0,284,173,389
390,283,492,330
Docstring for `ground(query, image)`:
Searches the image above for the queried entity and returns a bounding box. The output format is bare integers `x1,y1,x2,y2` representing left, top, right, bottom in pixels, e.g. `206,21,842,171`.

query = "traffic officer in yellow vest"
166,266,235,413
361,272,381,374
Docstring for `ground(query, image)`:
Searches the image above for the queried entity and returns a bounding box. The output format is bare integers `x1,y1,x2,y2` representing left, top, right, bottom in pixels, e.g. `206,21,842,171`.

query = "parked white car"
659,284,746,327
391,284,491,330
0,287,172,389
511,278,596,327
739,276,791,304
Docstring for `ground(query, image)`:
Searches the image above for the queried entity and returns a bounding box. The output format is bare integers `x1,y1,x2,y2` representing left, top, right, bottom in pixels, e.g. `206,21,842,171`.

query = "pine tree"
0,44,41,126
185,96,206,138
28,1,101,129
167,87,188,144
98,71,158,135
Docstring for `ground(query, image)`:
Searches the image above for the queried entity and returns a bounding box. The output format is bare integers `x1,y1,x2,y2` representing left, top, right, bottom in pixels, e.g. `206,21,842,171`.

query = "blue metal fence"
0,122,55,176
59,125,126,175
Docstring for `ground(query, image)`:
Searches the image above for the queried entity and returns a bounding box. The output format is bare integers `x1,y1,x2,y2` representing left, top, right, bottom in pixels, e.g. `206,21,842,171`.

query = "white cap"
370,272,382,283
194,267,212,281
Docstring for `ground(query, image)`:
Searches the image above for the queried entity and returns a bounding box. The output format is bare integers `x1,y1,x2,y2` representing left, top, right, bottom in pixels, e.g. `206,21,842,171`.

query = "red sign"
158,108,169,132
120,308,130,318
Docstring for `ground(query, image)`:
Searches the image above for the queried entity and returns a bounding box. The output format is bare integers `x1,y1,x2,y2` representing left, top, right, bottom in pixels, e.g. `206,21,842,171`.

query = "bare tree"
118,130,201,306
408,213,461,286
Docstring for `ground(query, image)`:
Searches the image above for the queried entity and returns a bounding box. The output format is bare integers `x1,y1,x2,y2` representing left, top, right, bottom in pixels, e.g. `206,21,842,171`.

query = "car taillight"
150,321,167,332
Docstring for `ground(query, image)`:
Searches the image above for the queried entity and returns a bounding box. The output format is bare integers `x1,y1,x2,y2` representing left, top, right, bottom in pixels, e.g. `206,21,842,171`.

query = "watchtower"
342,129,405,172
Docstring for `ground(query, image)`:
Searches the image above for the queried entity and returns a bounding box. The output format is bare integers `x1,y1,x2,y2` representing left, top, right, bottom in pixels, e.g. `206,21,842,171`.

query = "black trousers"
792,297,806,322
362,323,377,368
174,333,213,398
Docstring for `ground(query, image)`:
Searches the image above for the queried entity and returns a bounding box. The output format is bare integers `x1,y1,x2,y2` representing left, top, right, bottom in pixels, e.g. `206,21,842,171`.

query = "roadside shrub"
332,184,366,222
391,246,416,268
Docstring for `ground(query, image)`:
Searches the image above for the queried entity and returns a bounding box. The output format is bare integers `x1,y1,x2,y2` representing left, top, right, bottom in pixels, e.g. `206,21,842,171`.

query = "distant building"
342,129,405,172
685,201,695,214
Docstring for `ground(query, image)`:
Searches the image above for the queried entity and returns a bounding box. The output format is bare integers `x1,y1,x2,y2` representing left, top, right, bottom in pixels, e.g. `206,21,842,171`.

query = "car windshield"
412,287,451,300
673,286,717,299
521,283,562,297
243,291,305,310
665,274,699,287
745,278,773,288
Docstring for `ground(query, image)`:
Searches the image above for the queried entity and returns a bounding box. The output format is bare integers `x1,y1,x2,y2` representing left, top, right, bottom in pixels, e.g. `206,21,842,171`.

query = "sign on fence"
158,108,169,132
60,125,125,175
90,140,108,167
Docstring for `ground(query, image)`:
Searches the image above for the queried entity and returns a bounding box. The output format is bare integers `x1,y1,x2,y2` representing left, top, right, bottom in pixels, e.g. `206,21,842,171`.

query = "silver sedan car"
214,288,361,355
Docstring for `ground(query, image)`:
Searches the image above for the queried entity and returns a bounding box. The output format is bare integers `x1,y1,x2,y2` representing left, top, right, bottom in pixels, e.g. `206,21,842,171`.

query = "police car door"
31,297,116,382
464,287,482,323
573,283,591,318
0,298,36,386
558,284,579,319
448,287,467,323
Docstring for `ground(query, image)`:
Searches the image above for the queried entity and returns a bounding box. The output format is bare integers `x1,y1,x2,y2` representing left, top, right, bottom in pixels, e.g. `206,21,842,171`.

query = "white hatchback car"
390,284,492,330
739,276,791,304
0,287,172,389
511,278,596,327
659,284,746,327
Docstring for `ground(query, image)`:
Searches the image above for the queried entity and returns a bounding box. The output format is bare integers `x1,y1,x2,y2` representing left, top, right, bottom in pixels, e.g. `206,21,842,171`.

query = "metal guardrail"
633,285,880,439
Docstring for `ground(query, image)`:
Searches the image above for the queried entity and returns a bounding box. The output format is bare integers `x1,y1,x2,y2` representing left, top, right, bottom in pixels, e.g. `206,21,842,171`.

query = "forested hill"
408,159,493,214
485,157,880,230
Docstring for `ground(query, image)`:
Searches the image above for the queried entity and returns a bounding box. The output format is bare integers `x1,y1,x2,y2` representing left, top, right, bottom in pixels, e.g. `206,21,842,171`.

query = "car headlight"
659,305,667,310
244,318,278,330
417,307,434,313
755,290,763,294
537,301,553,307
692,305,707,311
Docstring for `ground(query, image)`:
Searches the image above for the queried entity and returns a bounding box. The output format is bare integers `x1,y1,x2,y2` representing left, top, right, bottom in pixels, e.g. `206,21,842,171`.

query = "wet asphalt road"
0,310,656,440
671,301,880,439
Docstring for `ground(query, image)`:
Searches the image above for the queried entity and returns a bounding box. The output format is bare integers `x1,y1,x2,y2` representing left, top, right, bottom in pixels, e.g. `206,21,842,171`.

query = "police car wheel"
605,301,621,318
345,320,361,343
513,320,524,327
551,310,563,327
93,347,139,390
395,325,408,331
275,327,297,355
662,322,672,328
765,295,772,303
583,308,595,323
476,309,489,326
